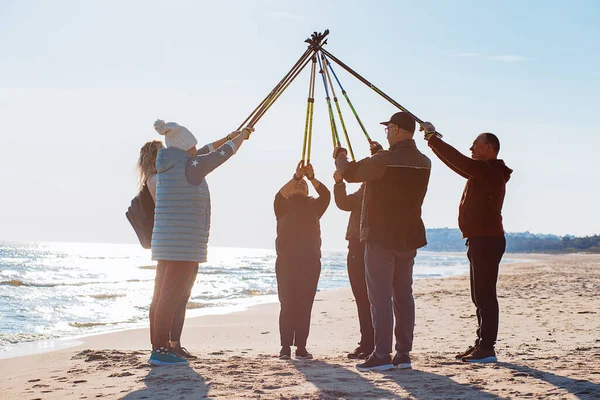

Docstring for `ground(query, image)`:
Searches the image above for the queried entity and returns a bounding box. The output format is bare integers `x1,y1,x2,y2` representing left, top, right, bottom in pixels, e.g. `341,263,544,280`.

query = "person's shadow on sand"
498,362,600,400
121,364,209,400
294,359,504,399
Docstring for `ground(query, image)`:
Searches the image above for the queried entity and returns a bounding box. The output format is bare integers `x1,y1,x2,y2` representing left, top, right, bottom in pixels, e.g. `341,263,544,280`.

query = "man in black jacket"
333,171,373,359
274,162,331,360
334,112,431,371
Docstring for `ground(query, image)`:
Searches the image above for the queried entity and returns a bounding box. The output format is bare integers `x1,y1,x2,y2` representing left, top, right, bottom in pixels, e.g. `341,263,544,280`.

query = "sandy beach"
0,253,598,399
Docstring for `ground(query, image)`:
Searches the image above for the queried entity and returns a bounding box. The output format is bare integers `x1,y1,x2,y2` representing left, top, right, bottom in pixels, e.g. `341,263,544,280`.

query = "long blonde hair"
136,140,164,190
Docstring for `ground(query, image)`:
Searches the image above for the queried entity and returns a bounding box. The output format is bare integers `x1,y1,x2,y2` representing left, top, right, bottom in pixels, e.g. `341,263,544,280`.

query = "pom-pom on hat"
154,119,198,151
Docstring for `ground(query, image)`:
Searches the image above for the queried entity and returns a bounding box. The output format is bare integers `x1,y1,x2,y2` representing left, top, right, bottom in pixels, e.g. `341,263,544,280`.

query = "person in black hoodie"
422,122,513,363
333,171,373,359
274,162,330,360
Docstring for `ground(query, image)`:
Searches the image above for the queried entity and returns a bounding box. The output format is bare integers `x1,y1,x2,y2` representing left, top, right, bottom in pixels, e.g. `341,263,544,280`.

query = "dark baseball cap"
380,112,416,133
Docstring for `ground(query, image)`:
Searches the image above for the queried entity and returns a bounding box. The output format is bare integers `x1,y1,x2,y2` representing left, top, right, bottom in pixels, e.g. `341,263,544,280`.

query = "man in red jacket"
421,122,512,363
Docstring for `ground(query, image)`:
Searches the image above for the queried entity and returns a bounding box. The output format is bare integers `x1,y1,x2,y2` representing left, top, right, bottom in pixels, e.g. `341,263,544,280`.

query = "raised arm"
427,135,487,179
279,162,305,198
430,145,470,179
196,128,249,155
334,147,388,183
333,171,363,211
305,164,331,218
186,128,253,185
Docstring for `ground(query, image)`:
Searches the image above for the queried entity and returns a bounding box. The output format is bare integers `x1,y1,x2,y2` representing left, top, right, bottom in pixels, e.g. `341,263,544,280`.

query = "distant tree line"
424,228,600,253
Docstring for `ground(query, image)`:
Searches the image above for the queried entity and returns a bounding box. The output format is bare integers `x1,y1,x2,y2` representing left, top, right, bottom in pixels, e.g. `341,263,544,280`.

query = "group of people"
135,110,512,372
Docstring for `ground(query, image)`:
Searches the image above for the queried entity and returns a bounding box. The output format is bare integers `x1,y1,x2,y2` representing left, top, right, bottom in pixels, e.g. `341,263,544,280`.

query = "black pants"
276,254,321,348
347,238,374,351
467,236,506,349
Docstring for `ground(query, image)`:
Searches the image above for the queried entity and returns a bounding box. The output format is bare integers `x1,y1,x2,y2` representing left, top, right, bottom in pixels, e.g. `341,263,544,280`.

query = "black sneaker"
392,352,411,370
347,346,362,359
295,348,313,360
170,343,197,360
462,347,497,363
279,346,291,360
455,345,477,360
348,346,372,359
356,354,394,371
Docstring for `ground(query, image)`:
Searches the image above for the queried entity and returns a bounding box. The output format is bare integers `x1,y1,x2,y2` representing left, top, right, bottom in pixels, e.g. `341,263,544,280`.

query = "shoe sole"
148,359,188,366
395,363,412,370
463,356,497,363
279,355,291,360
456,352,475,360
357,363,394,372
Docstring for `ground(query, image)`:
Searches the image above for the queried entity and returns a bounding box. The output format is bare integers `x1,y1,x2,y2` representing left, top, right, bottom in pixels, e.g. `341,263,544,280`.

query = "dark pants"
149,261,198,350
347,238,374,351
467,236,506,349
364,241,416,356
276,254,321,348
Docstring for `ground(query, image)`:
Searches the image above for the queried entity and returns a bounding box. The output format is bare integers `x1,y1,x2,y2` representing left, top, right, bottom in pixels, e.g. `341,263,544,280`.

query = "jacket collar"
390,139,416,151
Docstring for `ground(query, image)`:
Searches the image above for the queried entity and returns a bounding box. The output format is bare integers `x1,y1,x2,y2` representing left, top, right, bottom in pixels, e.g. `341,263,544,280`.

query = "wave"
242,289,268,296
69,322,111,328
0,279,65,287
1,279,153,288
186,301,209,309
0,332,54,348
88,294,126,300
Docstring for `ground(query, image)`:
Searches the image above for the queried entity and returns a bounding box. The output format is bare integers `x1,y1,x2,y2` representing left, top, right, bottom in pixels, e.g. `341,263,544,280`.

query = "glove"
419,122,439,141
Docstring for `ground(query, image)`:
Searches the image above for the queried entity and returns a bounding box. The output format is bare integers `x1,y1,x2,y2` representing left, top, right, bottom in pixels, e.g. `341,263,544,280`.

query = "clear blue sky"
1,0,599,250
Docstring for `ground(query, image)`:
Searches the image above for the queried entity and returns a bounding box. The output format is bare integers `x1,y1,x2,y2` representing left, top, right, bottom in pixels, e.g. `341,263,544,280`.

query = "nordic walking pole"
306,57,317,164
317,51,341,148
301,55,318,165
249,50,316,128
322,53,355,161
240,30,330,130
244,49,314,129
321,48,443,138
239,48,312,130
323,53,372,144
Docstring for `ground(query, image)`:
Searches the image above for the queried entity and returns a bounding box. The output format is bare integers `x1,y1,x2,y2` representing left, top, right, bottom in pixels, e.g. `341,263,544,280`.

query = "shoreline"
0,251,532,360
1,253,598,399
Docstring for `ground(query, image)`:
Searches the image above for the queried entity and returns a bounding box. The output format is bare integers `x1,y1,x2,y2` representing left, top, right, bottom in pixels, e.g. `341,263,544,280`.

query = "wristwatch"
226,134,233,141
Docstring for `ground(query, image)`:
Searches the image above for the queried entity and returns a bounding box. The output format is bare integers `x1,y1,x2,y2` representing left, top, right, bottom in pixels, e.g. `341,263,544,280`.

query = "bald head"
470,133,500,161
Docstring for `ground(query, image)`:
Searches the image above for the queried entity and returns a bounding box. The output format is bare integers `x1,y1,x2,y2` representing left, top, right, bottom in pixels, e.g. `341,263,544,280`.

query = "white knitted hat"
153,119,198,151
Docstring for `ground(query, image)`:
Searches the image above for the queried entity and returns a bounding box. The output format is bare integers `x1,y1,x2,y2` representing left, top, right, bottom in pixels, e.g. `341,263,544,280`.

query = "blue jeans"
364,241,416,357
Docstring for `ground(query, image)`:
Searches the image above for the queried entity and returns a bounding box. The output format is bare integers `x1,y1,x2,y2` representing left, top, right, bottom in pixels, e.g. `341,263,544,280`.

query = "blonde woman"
148,120,253,365
137,139,197,361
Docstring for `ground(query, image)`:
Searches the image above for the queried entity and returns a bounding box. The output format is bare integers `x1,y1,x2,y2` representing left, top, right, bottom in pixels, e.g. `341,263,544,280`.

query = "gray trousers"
364,241,416,357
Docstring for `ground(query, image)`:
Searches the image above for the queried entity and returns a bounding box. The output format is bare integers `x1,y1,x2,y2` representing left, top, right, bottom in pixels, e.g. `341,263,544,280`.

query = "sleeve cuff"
207,143,215,152
225,140,237,154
